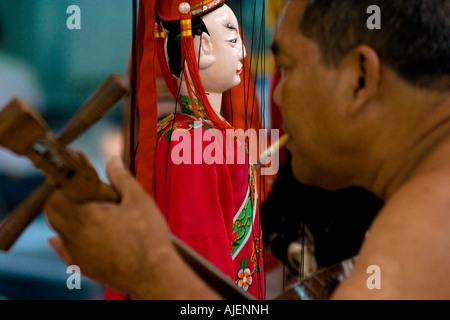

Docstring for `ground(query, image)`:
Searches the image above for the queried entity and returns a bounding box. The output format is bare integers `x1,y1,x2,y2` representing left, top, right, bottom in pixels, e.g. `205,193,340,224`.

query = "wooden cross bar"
0,74,129,251
0,98,120,203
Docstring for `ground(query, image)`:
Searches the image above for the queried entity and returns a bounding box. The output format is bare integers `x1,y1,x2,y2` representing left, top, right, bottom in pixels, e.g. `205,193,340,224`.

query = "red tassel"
155,23,179,99
181,51,203,120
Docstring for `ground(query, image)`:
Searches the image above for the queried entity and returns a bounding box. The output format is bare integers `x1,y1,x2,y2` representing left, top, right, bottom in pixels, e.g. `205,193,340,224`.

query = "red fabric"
155,114,265,299
155,24,179,98
135,0,158,197
105,0,157,300
156,0,226,22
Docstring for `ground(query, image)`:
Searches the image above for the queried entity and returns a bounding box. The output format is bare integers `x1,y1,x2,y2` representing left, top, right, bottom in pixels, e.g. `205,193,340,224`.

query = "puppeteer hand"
45,156,219,300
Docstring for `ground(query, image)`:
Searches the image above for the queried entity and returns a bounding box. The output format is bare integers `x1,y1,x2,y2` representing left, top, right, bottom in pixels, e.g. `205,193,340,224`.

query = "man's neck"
371,93,450,200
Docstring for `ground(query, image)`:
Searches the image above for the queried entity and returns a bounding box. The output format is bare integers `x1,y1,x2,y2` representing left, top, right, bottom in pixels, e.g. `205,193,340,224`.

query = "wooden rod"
0,74,129,251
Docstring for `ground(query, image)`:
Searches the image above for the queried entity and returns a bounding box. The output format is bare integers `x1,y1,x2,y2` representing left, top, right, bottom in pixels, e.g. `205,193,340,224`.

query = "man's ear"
195,32,216,70
343,45,381,117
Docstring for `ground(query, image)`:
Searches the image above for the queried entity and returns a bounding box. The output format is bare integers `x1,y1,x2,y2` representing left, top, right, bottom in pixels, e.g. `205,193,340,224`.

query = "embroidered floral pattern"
179,95,209,121
251,236,263,268
235,251,263,292
156,96,225,145
157,114,175,132
237,267,253,291
231,168,257,258
231,167,262,293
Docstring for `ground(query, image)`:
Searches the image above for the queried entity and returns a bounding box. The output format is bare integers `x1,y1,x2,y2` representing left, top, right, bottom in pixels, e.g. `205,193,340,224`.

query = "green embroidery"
235,236,263,291
165,129,174,143
179,96,209,121
241,257,247,270
231,169,257,258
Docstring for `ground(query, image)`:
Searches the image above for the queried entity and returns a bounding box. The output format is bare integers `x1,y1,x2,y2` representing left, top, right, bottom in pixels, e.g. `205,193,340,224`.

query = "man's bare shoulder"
332,171,450,299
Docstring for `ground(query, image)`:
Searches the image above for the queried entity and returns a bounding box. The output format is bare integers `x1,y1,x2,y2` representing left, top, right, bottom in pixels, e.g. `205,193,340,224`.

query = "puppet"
106,0,264,300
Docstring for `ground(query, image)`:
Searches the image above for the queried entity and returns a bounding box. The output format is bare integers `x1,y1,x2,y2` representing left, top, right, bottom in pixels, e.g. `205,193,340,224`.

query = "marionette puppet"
106,0,264,300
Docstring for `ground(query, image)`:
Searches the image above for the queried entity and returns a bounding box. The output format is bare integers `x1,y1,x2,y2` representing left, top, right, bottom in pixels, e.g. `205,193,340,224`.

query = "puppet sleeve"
155,121,245,280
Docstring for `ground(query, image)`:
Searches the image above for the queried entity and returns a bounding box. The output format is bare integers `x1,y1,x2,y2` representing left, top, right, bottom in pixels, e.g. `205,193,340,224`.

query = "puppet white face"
194,4,247,93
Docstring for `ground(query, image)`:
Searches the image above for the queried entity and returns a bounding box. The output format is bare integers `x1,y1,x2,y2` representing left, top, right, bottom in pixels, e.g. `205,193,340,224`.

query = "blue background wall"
0,0,132,117
0,0,133,300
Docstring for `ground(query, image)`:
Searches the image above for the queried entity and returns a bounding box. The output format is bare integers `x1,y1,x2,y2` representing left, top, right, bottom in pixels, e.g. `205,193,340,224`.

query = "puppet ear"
196,33,216,70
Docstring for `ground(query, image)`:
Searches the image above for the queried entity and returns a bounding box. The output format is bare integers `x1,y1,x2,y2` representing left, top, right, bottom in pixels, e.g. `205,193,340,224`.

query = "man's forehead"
279,0,306,30
272,1,305,55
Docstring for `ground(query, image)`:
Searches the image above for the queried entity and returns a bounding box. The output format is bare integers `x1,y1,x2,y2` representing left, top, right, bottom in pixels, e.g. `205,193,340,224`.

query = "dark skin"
46,0,450,299
47,157,221,299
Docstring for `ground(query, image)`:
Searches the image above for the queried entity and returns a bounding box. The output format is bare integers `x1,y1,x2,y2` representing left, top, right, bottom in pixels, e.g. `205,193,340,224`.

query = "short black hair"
299,0,450,91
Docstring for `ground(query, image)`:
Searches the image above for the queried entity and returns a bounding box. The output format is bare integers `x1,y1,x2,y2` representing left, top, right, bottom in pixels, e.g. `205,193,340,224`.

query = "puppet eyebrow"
224,22,238,33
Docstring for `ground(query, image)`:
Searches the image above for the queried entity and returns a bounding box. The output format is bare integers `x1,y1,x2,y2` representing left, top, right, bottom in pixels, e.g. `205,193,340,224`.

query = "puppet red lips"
236,61,243,75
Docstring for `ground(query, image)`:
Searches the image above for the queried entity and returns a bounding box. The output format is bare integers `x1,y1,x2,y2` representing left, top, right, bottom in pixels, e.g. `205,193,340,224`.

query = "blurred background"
0,0,277,300
0,0,132,300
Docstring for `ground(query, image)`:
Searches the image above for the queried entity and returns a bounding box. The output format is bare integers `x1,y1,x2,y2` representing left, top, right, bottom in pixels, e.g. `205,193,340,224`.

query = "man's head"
300,0,450,91
272,0,450,193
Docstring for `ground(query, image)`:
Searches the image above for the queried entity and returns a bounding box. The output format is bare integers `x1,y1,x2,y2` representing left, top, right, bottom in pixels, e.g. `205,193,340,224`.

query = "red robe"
154,96,265,299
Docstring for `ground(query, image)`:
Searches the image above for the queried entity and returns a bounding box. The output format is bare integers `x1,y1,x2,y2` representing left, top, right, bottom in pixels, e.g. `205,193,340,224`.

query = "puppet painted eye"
225,22,238,32
228,39,238,44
